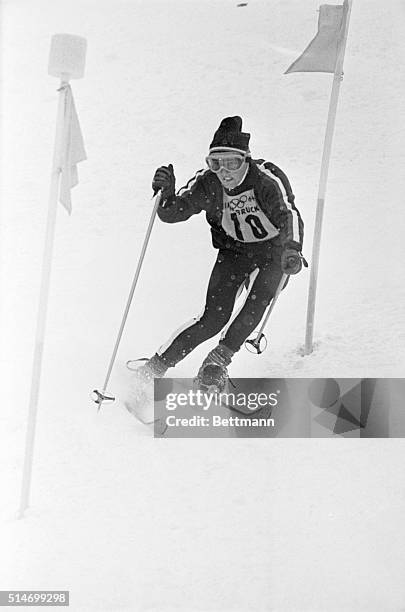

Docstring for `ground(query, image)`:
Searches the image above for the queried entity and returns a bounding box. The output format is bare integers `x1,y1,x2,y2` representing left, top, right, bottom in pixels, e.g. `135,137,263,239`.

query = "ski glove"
152,164,176,199
281,248,303,275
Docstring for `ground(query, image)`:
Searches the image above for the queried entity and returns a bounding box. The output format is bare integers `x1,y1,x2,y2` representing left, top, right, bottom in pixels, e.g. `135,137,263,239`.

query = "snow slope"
1,1,405,610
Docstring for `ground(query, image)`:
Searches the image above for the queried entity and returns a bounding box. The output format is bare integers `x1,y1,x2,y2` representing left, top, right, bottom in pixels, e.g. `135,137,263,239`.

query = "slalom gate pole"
94,193,161,409
18,33,88,519
304,0,353,354
18,78,68,519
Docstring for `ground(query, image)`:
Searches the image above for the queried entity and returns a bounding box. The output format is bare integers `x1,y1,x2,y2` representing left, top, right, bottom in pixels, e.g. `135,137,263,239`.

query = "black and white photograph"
1,0,405,610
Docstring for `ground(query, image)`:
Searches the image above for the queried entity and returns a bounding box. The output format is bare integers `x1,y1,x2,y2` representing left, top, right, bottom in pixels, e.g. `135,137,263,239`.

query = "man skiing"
127,116,304,409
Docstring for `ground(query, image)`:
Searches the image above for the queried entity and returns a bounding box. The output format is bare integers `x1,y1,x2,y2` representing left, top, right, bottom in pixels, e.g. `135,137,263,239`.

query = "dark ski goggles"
205,154,246,173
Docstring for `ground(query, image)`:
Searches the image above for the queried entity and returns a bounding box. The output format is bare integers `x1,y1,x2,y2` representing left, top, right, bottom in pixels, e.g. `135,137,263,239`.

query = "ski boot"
125,354,168,433
195,343,234,394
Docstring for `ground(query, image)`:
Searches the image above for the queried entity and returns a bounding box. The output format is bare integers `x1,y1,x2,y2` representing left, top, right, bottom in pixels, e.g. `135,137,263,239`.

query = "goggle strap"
209,146,248,155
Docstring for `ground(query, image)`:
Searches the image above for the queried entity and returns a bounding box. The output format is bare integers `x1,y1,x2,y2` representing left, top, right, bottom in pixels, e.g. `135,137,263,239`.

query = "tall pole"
18,80,68,519
305,0,353,354
18,34,87,518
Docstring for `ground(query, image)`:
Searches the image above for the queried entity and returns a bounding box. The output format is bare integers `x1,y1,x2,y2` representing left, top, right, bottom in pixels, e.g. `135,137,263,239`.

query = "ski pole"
93,193,161,408
245,272,288,354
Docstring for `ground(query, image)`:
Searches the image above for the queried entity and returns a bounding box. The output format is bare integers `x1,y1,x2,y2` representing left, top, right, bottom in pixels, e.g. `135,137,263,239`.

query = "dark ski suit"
156,158,304,365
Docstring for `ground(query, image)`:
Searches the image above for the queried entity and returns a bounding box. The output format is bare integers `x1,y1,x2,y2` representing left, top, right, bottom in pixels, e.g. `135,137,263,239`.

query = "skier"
128,116,304,403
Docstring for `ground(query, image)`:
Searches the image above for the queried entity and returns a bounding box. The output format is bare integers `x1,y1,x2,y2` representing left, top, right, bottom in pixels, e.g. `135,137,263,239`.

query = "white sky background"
1,1,405,610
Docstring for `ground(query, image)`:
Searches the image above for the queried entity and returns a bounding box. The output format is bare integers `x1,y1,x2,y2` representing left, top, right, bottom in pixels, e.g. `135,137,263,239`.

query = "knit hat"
209,116,250,154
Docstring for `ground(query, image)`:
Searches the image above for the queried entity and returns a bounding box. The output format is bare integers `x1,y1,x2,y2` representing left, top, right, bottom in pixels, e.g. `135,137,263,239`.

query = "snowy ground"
1,0,405,610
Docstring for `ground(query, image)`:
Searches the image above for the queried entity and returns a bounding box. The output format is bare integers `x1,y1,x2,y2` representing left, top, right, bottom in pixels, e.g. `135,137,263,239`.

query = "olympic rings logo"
227,194,256,209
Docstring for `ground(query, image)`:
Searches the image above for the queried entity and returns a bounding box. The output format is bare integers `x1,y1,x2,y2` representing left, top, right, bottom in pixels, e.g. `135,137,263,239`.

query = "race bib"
221,189,279,243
